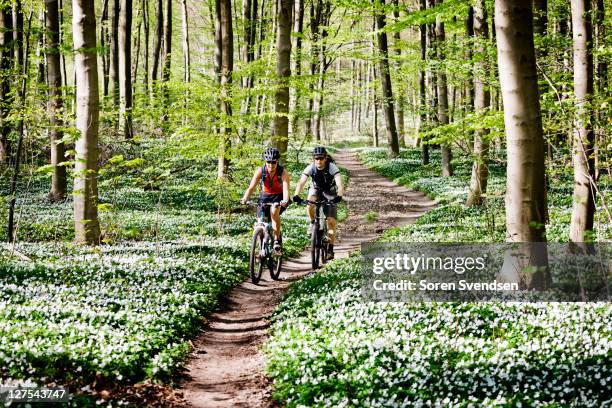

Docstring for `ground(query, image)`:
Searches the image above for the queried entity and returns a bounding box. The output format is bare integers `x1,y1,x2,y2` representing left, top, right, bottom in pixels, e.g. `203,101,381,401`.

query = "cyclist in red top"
240,147,290,255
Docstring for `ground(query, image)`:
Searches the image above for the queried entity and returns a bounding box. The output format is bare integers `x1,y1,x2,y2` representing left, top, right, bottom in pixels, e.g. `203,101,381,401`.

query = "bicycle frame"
245,201,283,283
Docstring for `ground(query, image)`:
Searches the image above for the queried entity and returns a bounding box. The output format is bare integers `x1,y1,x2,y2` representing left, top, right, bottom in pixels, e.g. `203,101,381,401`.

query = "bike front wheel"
311,225,320,270
269,251,282,280
250,227,265,284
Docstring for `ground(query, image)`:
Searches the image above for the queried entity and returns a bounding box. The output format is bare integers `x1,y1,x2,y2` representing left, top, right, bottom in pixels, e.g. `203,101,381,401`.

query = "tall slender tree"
72,0,101,245
0,6,13,164
110,0,120,105
142,0,149,96
375,0,399,157
466,0,490,206
181,0,190,118
160,0,172,123
217,0,233,178
118,0,133,138
273,0,293,159
496,0,547,242
289,0,304,136
150,0,163,84
495,0,548,289
392,0,404,146
569,0,596,242
435,0,452,176
418,0,429,164
100,0,110,96
46,0,67,201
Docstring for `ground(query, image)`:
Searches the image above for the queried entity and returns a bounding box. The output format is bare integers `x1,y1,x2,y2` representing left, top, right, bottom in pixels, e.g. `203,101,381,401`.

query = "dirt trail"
177,149,435,407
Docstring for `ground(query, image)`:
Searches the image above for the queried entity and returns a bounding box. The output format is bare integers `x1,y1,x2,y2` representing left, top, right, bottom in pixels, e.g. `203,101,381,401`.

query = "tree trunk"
375,0,399,157
435,0,452,176
372,65,379,148
466,0,490,206
356,60,362,132
59,0,68,90
142,0,149,96
46,0,67,201
594,0,606,181
110,0,120,106
0,7,13,163
181,0,190,119
161,0,172,123
37,11,46,86
569,0,596,242
496,0,549,289
305,0,322,137
392,0,404,147
6,10,32,242
533,0,547,37
289,0,303,137
419,0,428,164
100,0,110,96
13,2,24,70
119,0,133,138
464,5,474,113
72,0,101,245
273,0,292,159
151,0,163,83
217,0,233,178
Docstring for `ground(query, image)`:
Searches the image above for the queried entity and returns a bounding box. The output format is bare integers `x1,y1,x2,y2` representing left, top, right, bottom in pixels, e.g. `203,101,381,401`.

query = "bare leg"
307,194,317,222
327,217,337,244
270,207,281,241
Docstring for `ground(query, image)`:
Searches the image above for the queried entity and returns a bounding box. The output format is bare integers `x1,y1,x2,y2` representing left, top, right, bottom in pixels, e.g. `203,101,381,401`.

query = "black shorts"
257,194,286,219
308,189,337,219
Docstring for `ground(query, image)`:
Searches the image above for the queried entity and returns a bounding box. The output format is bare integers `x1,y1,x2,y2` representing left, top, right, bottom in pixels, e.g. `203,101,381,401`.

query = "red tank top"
262,166,283,195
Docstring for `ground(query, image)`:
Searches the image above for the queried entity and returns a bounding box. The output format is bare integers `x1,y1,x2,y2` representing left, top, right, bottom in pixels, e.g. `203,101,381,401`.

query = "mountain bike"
297,198,333,270
245,201,283,284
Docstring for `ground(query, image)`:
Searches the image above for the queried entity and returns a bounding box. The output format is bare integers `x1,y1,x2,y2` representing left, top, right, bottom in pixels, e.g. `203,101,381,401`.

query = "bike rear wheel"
311,225,320,269
249,227,265,284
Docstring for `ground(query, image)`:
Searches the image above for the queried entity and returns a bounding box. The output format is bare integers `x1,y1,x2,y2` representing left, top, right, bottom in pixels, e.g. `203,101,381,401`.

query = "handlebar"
294,198,335,206
242,200,286,207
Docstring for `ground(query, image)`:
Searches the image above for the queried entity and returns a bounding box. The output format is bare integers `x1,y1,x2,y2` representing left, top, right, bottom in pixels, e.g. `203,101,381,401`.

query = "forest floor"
175,149,436,407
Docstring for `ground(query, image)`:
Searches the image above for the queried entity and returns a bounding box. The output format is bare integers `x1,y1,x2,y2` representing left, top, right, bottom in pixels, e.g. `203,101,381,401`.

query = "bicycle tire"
269,243,282,280
320,230,328,265
311,224,319,269
249,227,265,284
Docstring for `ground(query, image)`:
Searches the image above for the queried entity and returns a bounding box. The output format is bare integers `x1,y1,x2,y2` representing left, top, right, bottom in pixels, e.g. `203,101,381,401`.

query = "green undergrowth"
265,256,611,407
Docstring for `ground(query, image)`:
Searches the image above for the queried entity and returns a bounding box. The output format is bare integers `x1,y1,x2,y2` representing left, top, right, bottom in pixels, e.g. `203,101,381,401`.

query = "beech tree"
375,0,399,158
569,0,596,242
46,0,67,201
118,0,133,138
0,6,13,164
435,0,452,176
72,0,101,245
216,0,233,178
495,0,549,288
466,0,490,206
273,0,292,159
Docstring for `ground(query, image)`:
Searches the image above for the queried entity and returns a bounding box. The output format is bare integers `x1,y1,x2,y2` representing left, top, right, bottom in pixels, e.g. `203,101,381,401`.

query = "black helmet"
263,147,281,161
312,146,327,156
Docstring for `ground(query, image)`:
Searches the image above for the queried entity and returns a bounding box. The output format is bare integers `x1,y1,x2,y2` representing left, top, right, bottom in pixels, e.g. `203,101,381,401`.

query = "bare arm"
334,173,344,197
293,173,309,197
281,169,290,202
242,168,262,202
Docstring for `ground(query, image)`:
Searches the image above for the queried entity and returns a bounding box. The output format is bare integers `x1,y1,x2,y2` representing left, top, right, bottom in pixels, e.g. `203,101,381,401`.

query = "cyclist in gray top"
293,146,344,260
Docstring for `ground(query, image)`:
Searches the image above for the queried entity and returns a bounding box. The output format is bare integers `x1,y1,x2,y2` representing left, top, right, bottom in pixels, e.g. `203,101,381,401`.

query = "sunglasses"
314,156,325,161
266,160,277,164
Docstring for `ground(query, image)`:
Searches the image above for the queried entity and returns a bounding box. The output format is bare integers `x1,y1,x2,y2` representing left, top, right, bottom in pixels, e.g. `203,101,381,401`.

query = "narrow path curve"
177,149,436,407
